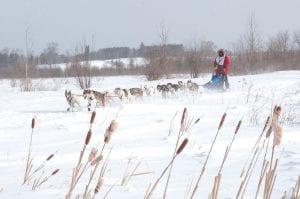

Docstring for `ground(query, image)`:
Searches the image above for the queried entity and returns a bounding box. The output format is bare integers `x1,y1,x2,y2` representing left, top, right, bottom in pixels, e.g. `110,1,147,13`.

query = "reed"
163,108,200,199
145,138,189,199
23,118,35,185
66,112,96,199
32,169,60,190
190,113,227,199
210,120,242,199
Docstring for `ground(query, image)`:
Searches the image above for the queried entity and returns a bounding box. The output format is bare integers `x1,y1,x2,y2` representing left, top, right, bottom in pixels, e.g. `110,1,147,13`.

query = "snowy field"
0,71,300,199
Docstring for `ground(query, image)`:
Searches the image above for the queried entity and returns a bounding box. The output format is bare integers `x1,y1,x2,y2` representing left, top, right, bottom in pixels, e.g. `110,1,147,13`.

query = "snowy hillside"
37,57,147,70
0,71,299,199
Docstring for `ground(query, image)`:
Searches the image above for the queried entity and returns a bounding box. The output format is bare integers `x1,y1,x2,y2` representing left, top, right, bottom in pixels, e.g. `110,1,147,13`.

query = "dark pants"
224,75,230,89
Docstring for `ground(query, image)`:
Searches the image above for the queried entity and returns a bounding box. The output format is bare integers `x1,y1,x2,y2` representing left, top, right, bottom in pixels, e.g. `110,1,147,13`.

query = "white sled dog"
65,90,81,111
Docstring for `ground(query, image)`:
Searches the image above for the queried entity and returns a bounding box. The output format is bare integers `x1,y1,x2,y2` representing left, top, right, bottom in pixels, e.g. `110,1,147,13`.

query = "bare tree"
144,23,170,80
232,14,263,73
70,43,92,89
185,40,216,78
21,28,34,92
294,30,300,50
267,31,290,62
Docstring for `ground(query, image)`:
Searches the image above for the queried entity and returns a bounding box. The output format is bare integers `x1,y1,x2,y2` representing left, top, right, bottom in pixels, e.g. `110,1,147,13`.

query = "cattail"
91,155,103,166
194,118,200,124
104,120,118,143
51,169,59,175
31,118,35,129
88,148,98,162
46,154,54,161
234,120,242,134
180,108,188,126
272,106,283,146
176,138,189,155
104,134,111,143
275,106,282,116
90,111,96,124
94,177,104,194
218,113,227,130
108,120,118,133
85,130,92,145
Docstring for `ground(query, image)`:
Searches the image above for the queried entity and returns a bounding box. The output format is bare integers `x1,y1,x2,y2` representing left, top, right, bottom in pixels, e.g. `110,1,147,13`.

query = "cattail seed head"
85,130,92,145
104,120,118,143
180,108,188,126
218,113,227,130
91,155,103,166
275,106,282,116
194,118,200,124
90,111,96,124
104,134,111,143
176,138,189,155
31,118,35,129
94,177,104,194
234,120,242,134
108,120,118,133
88,148,98,162
51,169,59,175
46,154,54,161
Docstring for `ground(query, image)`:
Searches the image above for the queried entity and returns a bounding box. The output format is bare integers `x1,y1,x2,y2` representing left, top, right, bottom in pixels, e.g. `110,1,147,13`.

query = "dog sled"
202,72,225,91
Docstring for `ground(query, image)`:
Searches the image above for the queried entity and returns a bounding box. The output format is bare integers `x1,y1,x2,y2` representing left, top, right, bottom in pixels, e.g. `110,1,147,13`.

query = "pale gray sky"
0,0,299,54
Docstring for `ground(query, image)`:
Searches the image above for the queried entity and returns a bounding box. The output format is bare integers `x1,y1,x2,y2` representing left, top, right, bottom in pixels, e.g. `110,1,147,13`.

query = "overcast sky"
0,0,299,54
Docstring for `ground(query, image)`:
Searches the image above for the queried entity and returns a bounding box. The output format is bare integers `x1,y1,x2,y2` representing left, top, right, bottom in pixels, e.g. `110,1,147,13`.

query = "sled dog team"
64,79,201,111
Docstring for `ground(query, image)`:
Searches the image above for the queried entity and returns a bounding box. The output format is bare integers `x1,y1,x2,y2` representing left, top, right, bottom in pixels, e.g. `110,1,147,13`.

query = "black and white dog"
65,90,81,111
114,88,131,103
157,84,169,98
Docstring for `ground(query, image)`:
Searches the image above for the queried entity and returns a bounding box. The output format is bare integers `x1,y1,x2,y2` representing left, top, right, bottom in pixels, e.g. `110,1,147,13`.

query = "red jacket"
214,55,230,75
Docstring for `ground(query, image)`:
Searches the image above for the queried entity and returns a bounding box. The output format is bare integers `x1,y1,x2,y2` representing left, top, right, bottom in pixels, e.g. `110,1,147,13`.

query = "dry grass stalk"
291,175,300,199
210,174,221,199
121,159,142,186
103,183,116,199
210,120,242,199
23,117,35,185
32,169,59,190
168,110,179,136
184,179,194,199
236,134,270,199
88,147,113,199
145,138,189,199
144,183,152,199
263,159,279,199
163,108,199,199
27,153,55,182
190,113,227,199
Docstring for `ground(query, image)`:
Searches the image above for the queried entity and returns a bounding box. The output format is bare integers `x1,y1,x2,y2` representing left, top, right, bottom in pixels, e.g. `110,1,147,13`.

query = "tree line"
0,17,299,82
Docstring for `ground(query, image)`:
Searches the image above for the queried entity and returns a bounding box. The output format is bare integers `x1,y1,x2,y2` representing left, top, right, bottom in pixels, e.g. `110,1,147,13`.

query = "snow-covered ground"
0,71,299,199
